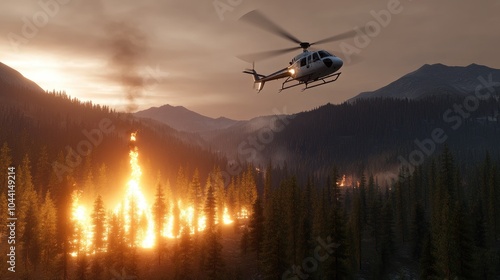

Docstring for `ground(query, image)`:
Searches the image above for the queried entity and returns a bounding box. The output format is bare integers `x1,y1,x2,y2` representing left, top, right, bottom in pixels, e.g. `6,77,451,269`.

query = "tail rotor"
243,62,266,92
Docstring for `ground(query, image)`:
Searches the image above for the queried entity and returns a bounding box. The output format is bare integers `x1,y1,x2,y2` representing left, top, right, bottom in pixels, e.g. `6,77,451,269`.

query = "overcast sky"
1,0,499,119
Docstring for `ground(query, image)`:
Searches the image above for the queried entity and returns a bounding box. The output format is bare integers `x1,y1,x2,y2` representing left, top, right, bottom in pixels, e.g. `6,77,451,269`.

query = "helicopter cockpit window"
313,52,320,62
300,57,307,67
318,51,332,58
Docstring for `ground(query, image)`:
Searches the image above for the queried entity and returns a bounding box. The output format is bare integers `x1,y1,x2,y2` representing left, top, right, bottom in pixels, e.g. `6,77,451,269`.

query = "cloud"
1,0,499,119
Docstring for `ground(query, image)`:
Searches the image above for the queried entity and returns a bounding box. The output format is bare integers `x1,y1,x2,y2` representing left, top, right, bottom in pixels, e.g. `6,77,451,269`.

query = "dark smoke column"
107,22,150,112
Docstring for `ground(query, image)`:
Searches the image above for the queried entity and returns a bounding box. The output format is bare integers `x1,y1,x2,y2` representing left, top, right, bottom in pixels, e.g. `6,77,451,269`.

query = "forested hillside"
1,63,500,279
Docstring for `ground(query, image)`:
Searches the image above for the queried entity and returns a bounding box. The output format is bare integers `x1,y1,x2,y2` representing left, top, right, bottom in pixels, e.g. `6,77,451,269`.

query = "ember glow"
339,175,346,187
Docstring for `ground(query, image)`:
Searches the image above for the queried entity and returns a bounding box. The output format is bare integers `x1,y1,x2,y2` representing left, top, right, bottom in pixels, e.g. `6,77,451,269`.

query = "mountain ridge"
349,63,500,102
0,62,44,94
134,104,240,133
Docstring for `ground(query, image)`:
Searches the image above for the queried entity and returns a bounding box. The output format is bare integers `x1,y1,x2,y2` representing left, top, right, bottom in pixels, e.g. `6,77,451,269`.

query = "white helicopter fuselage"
243,50,344,92
287,50,343,82
240,10,354,92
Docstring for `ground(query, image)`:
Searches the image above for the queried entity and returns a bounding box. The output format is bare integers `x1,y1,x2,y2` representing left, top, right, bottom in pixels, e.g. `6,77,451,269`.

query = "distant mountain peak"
134,104,239,133
0,62,44,93
159,104,185,109
421,63,446,68
349,63,500,102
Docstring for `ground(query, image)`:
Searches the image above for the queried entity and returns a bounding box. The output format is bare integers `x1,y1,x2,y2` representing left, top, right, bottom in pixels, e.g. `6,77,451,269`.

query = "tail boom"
243,69,266,92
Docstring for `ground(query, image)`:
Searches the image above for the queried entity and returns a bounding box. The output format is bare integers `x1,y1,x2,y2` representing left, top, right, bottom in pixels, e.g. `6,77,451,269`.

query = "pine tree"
172,202,181,238
21,194,41,272
209,166,226,224
90,196,106,277
481,153,498,245
412,202,427,258
473,200,499,278
107,212,126,271
248,196,265,257
261,189,287,279
455,203,476,279
359,173,367,224
18,155,36,237
241,165,258,216
18,154,41,272
56,175,76,280
367,174,377,226
92,195,106,253
205,184,217,234
395,167,410,244
327,168,351,279
34,145,50,194
175,224,193,280
226,177,237,220
82,170,95,205
297,177,313,263
240,226,250,255
128,198,139,247
432,147,460,279
349,187,362,272
176,166,189,200
379,199,396,273
419,233,438,279
284,177,300,264
39,191,57,274
264,160,272,207
205,231,225,280
204,184,225,279
190,169,203,234
75,254,89,280
153,183,167,264
90,254,105,280
96,163,108,196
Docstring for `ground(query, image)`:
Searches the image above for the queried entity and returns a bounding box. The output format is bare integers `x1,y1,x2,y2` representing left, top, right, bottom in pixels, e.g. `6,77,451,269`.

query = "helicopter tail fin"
243,67,266,92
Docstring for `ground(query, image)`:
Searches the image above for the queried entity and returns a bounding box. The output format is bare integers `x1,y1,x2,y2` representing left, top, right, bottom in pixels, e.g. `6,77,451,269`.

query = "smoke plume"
107,21,149,112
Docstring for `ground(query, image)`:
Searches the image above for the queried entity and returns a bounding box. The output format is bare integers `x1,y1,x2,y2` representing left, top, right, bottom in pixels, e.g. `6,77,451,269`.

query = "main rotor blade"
311,29,357,46
240,10,302,45
237,46,300,62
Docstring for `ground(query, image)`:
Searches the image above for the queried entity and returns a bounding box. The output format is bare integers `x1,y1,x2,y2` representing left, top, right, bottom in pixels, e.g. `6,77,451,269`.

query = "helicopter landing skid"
279,72,341,92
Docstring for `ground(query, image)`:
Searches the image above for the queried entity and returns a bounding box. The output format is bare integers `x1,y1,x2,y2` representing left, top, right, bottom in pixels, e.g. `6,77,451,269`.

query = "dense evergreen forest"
1,72,500,279
208,97,500,179
1,138,500,279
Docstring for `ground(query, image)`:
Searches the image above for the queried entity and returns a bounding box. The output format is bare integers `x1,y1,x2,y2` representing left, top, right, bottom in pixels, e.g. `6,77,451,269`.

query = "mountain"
0,62,225,190
3,60,500,185
0,62,45,107
134,104,240,132
349,63,500,101
200,64,500,180
0,62,44,93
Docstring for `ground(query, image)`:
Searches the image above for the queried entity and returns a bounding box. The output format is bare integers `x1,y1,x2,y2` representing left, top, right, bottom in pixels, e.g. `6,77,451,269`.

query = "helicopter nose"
323,57,343,69
334,57,343,68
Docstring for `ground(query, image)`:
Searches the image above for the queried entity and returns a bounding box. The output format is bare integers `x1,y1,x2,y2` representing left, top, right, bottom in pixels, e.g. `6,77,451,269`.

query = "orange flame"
114,132,155,248
70,132,235,254
70,191,93,256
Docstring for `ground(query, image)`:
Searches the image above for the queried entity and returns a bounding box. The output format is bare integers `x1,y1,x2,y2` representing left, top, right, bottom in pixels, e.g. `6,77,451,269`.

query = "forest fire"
113,132,155,248
70,132,235,256
70,191,93,256
339,175,346,187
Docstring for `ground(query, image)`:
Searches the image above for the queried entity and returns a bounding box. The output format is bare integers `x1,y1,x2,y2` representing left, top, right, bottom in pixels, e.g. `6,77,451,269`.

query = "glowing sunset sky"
1,0,499,119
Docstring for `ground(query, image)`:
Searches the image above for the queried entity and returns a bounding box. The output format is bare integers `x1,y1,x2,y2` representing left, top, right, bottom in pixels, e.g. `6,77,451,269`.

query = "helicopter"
239,10,356,92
